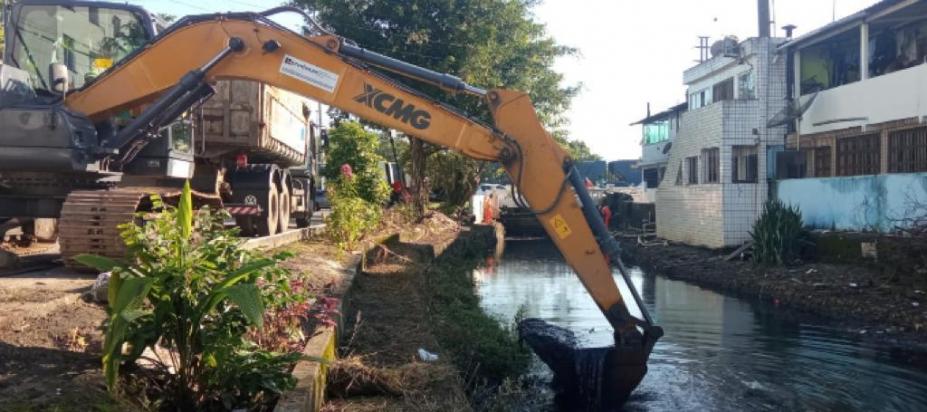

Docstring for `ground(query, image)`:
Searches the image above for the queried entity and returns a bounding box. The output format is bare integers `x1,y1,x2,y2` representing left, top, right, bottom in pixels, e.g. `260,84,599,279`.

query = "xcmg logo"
354,83,432,130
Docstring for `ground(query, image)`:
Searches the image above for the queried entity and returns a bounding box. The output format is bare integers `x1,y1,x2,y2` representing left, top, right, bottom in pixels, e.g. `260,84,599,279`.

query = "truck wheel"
255,183,279,237
235,216,255,236
278,186,291,233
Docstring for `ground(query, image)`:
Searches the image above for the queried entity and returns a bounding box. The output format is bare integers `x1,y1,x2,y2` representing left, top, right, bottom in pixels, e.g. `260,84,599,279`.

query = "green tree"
296,0,580,214
556,135,602,161
0,0,5,59
322,121,390,205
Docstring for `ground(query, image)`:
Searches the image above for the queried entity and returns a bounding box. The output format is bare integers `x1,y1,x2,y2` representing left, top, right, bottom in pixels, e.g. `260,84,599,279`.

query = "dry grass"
323,214,471,411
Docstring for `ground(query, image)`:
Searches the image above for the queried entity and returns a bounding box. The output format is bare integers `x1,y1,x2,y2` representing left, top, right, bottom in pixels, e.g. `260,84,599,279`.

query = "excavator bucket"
519,318,661,410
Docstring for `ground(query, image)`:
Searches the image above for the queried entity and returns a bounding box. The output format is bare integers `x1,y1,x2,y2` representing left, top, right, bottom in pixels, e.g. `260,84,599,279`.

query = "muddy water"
474,239,927,411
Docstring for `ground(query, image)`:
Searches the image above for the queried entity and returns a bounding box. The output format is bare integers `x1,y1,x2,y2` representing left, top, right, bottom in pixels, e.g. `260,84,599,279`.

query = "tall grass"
750,199,810,265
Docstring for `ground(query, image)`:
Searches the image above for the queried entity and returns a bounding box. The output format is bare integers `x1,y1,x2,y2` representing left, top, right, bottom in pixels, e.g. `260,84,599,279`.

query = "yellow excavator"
0,2,660,406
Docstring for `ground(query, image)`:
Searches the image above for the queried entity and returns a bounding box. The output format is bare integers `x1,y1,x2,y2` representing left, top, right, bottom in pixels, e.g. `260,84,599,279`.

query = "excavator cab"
0,0,194,220
2,0,156,93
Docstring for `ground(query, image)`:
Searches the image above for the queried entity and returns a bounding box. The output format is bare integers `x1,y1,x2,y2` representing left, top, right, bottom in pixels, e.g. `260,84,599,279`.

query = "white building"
630,103,686,203
775,0,927,232
656,36,788,248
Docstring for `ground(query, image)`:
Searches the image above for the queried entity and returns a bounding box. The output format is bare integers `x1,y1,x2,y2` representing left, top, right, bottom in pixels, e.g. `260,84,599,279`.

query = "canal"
474,239,927,411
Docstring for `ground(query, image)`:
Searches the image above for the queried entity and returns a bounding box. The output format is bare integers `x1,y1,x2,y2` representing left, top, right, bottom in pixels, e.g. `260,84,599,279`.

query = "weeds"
419,233,531,386
750,199,811,266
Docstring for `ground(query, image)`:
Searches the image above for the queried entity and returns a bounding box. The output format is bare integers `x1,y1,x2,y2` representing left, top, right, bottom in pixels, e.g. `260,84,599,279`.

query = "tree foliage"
554,134,602,161
295,0,588,208
0,0,5,59
322,121,390,205
326,173,382,250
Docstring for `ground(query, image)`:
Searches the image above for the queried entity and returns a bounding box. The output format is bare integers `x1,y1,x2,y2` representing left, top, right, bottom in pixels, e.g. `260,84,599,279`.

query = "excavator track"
59,188,222,269
59,190,146,268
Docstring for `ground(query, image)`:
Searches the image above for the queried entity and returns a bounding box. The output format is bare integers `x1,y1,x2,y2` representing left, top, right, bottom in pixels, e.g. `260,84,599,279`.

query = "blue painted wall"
776,173,927,232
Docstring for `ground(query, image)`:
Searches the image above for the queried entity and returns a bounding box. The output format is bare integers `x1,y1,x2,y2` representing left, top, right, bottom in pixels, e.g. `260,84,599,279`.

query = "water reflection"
474,239,927,411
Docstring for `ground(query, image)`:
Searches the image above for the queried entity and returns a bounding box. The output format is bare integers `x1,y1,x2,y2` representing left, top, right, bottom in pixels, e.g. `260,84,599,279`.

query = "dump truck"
197,80,320,235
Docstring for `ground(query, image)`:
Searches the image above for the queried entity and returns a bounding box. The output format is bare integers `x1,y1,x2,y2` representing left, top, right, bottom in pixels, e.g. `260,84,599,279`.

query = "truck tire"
255,182,279,237
278,186,291,233
235,216,255,237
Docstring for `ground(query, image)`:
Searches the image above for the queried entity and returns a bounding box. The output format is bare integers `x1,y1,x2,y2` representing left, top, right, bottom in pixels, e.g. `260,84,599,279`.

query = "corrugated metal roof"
629,103,688,126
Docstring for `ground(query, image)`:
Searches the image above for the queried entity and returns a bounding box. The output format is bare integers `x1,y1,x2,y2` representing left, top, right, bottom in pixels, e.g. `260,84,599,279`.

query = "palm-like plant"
76,182,297,410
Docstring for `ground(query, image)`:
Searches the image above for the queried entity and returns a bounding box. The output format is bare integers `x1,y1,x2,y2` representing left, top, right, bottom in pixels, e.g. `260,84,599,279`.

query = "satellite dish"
662,142,673,155
767,92,819,127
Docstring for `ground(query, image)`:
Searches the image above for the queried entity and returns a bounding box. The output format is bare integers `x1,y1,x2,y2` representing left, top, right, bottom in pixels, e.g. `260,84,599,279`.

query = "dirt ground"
0,298,119,411
620,238,927,358
0,211,465,411
0,236,360,411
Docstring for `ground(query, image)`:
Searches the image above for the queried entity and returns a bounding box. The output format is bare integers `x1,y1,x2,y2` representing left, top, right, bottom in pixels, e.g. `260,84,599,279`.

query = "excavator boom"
63,8,661,406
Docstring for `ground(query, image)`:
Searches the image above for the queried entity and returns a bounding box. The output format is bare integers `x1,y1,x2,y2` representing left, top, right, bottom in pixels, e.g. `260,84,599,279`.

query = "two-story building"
656,35,789,248
776,0,927,232
630,103,686,203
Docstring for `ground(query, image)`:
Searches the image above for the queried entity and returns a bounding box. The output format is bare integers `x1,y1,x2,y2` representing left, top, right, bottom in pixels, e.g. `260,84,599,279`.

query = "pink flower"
340,164,353,179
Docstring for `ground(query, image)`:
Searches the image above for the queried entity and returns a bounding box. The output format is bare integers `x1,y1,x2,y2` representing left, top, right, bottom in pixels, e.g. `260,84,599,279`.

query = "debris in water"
417,347,439,362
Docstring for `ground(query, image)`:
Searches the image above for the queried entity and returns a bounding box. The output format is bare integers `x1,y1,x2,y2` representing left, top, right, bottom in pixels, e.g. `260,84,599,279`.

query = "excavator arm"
64,7,661,401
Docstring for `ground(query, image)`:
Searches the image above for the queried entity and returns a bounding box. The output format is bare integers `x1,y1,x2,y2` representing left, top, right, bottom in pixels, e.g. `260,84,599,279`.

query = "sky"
125,0,882,160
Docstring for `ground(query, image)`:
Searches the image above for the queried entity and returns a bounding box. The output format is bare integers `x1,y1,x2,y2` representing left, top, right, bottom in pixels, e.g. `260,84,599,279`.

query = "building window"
688,88,712,110
643,167,662,188
713,78,735,103
643,121,669,145
888,127,927,173
836,133,881,176
686,156,699,184
63,35,77,72
869,22,927,78
738,71,756,99
732,145,758,183
799,29,861,95
813,146,832,177
703,148,720,183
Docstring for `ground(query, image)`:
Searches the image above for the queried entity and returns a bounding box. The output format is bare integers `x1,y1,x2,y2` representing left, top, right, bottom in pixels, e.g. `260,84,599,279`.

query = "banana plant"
75,181,289,407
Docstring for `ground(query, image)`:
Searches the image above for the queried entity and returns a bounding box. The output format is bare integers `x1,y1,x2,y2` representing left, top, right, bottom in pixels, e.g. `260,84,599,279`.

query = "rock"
89,272,111,303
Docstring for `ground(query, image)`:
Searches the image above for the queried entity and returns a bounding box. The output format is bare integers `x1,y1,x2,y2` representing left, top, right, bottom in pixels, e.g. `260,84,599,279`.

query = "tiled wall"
656,37,788,248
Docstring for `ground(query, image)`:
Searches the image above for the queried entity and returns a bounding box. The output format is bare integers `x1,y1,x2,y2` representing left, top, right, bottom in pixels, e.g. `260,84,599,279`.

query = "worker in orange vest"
599,198,612,229
482,192,495,223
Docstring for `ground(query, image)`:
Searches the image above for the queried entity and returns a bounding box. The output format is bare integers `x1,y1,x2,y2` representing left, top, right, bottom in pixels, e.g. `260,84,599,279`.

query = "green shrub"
422,235,530,385
750,199,810,265
322,121,390,205
326,175,381,250
76,182,302,410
